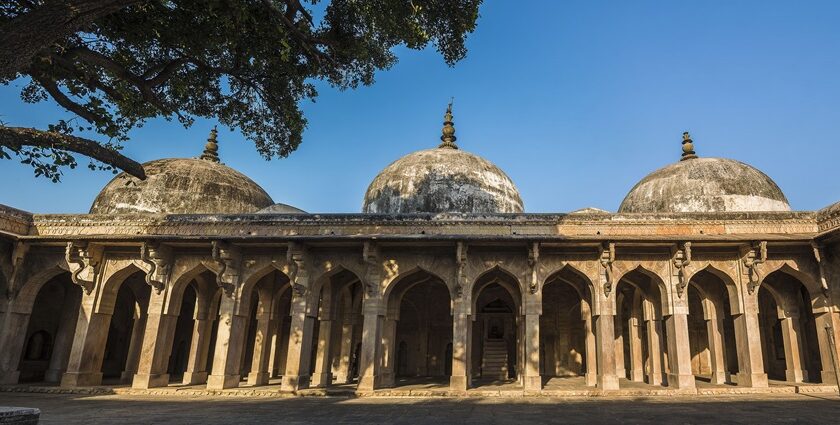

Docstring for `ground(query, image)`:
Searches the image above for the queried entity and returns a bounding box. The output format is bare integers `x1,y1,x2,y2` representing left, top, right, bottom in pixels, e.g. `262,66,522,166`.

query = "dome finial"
200,126,220,163
439,99,458,149
681,131,697,161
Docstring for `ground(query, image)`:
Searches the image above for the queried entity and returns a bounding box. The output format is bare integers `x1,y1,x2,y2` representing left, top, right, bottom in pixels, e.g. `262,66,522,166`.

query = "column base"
61,372,102,387
206,374,240,390
648,372,664,386
310,372,332,388
0,370,20,385
667,373,695,390
247,371,270,386
378,372,395,388
523,375,541,391
737,372,768,388
280,374,310,392
710,371,729,385
182,371,208,385
585,372,597,387
821,371,838,385
44,369,64,383
450,375,469,392
785,369,807,383
597,375,619,391
356,375,376,392
132,373,170,389
630,369,645,383
120,370,136,384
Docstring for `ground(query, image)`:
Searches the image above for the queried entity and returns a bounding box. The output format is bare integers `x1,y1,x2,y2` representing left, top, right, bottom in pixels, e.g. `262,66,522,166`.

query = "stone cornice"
22,211,820,243
0,204,33,238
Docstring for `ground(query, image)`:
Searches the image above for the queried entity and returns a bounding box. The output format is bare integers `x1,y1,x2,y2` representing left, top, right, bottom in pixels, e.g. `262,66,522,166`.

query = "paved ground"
1,392,840,424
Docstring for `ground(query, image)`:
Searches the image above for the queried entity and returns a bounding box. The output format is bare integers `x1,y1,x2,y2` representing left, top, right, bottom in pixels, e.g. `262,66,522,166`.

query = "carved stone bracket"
811,241,831,298
6,241,29,299
743,241,768,295
211,240,241,297
65,241,103,295
672,241,692,299
599,242,615,297
528,242,540,294
455,241,468,299
140,241,172,294
362,241,380,297
286,242,307,298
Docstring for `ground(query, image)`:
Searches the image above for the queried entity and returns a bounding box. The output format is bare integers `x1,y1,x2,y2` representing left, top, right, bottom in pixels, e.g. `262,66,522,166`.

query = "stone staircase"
481,339,508,380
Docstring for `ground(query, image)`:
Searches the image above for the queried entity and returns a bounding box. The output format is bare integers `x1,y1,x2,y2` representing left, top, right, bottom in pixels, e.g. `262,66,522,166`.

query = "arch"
615,265,668,315
686,264,741,314
760,263,826,309
13,266,70,314
540,265,590,384
384,267,451,314
542,264,595,297
470,266,523,316
97,263,147,315
165,263,213,316
238,263,292,316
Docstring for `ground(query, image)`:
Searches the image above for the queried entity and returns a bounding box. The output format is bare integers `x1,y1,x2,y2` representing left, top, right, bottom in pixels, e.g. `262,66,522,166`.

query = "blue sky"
2,0,839,214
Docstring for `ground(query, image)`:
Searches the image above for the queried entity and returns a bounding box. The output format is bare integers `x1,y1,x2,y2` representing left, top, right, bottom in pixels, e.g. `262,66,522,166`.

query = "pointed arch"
13,265,71,314
470,266,522,316
97,262,146,315
383,266,450,311
760,263,826,308
542,264,594,301
686,264,741,315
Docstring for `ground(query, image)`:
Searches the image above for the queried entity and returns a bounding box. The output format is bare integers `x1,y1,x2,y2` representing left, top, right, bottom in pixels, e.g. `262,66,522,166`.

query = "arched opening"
471,268,521,387
309,269,364,388
685,269,738,386
615,267,665,388
758,270,823,384
18,272,81,383
101,271,150,383
388,270,452,388
167,283,197,381
239,269,290,387
540,267,590,389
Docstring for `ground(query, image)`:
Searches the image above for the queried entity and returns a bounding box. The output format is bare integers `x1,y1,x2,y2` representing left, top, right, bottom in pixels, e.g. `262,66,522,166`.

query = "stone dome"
257,203,307,214
362,106,524,214
618,133,791,213
90,130,274,214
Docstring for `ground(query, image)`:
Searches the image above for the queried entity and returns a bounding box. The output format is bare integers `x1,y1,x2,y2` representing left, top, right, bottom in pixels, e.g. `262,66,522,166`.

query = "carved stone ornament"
743,241,767,295
455,241,468,299
6,241,29,299
65,241,103,295
211,240,241,297
599,242,615,297
811,241,831,298
286,242,307,297
672,241,692,298
140,241,172,294
362,241,380,296
528,242,540,294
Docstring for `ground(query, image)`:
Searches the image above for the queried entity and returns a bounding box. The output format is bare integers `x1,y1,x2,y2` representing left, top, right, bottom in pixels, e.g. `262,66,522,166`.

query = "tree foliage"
0,0,482,181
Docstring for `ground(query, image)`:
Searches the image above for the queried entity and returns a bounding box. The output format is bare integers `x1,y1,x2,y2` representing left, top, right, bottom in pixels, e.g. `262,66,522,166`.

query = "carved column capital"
65,241,103,295
211,240,242,297
140,241,172,294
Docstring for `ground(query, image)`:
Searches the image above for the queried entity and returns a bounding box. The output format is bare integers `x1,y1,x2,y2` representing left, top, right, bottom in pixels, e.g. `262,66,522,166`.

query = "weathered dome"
90,130,274,214
362,105,524,214
257,203,307,214
619,133,790,213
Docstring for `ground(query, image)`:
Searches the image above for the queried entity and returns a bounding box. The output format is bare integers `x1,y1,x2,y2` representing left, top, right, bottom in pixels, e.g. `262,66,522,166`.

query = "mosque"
0,105,839,396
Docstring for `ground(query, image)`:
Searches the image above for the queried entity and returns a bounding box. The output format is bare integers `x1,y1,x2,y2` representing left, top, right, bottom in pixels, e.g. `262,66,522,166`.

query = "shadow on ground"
0,392,839,424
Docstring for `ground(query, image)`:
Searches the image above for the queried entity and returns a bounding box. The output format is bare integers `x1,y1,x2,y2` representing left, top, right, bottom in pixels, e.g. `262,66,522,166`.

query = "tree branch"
36,76,104,126
0,126,146,179
0,0,144,78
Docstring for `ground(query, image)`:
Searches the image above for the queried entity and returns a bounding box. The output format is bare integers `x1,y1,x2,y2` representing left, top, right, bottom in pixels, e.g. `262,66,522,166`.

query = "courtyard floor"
1,391,839,424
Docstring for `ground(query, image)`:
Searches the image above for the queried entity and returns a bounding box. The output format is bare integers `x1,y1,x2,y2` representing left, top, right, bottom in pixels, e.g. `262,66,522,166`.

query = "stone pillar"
206,295,247,390
664,313,695,389
182,316,213,385
280,294,315,392
311,318,334,388
120,313,147,383
379,318,397,387
594,313,619,390
778,313,807,383
706,317,729,385
247,312,275,386
814,311,840,385
523,313,541,391
583,313,597,387
0,307,30,384
267,314,285,378
62,292,112,387
132,290,180,389
356,300,382,392
733,309,769,387
334,320,356,384
44,289,82,383
645,318,665,386
450,309,470,392
628,316,645,382
614,317,625,379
